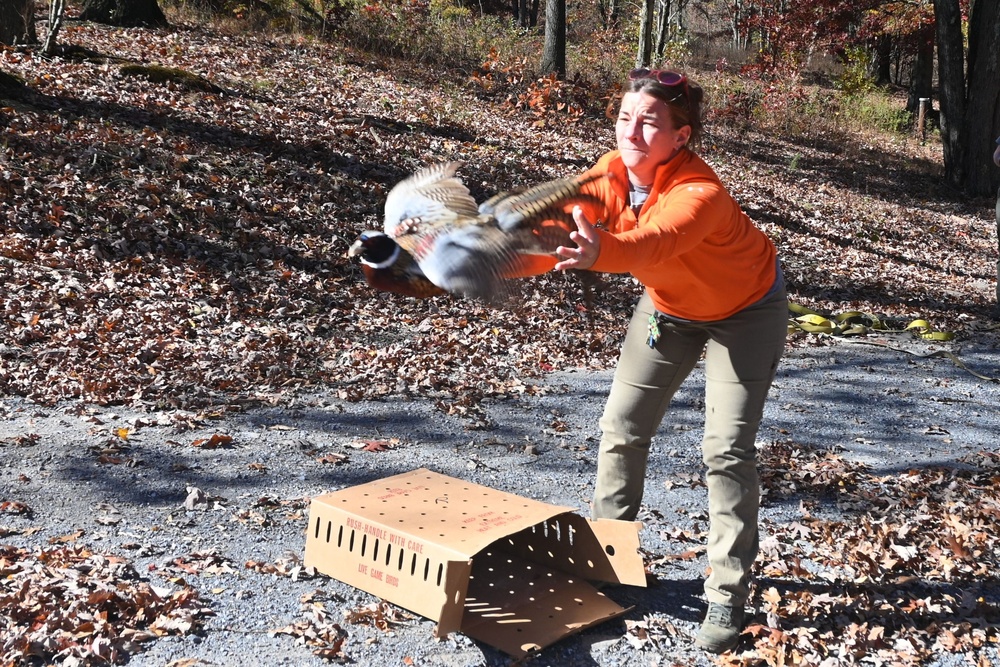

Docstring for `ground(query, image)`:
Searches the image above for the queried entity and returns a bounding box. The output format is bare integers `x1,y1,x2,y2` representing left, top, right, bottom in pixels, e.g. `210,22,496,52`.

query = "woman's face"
615,91,691,186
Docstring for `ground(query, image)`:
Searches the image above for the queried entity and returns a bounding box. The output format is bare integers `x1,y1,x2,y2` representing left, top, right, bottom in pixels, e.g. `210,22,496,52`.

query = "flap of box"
459,547,632,658
585,518,647,586
498,514,647,587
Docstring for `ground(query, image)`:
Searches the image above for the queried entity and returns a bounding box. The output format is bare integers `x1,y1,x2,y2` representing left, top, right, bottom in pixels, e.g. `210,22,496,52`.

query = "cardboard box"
304,468,645,657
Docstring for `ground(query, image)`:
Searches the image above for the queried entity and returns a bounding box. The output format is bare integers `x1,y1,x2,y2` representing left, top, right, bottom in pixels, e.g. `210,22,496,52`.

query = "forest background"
1,0,999,665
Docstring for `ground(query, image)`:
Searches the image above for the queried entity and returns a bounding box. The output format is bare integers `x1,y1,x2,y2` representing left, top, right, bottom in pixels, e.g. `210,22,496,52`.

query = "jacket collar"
600,147,694,214
601,147,694,201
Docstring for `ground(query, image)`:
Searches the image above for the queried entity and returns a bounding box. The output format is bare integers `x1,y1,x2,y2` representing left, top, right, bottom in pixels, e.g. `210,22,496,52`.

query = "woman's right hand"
555,206,601,271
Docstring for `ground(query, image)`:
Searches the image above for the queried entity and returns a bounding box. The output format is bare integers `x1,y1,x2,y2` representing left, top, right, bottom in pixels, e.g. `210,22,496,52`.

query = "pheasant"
348,162,604,301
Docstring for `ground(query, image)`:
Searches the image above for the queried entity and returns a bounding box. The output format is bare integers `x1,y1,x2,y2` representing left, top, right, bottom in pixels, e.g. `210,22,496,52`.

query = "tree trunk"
539,0,565,78
0,0,38,45
933,0,965,188
653,0,672,61
906,31,934,114
871,35,891,85
598,0,618,29
962,0,1000,197
42,0,66,55
79,0,168,27
635,0,654,68
730,0,745,50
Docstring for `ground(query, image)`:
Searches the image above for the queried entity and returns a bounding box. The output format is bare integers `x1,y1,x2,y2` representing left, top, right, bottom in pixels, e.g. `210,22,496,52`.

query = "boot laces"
706,603,735,627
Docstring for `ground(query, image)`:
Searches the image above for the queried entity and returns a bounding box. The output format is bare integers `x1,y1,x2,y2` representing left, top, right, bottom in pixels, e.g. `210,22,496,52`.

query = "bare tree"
729,0,749,51
932,0,965,187
539,0,565,78
653,0,687,62
0,0,38,45
962,0,1000,196
636,0,654,67
933,0,1000,196
42,0,66,55
653,0,673,61
598,0,618,29
906,32,933,114
517,0,538,28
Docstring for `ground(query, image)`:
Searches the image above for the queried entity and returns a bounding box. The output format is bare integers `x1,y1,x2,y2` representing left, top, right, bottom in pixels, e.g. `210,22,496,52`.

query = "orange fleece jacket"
577,149,778,321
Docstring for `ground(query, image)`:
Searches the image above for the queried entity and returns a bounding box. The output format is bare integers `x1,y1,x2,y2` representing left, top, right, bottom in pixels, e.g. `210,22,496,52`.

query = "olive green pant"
592,288,787,607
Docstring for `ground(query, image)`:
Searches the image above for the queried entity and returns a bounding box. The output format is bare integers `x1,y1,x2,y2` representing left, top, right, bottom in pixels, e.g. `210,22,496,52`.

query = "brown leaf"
191,433,233,449
0,500,30,515
48,529,85,544
361,439,393,452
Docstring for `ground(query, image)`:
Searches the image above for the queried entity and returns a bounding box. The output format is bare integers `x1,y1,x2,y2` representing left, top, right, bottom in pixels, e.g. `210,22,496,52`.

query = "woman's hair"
606,71,704,150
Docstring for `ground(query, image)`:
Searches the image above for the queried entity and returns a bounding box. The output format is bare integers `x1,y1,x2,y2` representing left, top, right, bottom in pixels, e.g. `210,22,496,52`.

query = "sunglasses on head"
629,68,686,86
628,68,689,104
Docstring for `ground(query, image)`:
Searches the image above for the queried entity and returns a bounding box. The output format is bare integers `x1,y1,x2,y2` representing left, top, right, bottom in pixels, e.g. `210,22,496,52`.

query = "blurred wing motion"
348,162,604,301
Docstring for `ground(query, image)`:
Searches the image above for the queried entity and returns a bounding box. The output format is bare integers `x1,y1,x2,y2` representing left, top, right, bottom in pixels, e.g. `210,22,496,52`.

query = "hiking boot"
694,603,745,654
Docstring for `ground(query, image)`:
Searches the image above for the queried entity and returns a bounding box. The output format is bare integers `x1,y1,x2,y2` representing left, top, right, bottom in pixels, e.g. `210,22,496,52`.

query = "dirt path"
2,333,998,666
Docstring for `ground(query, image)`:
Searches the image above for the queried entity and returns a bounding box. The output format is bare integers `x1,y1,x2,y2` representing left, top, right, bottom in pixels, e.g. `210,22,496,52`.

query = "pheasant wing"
481,173,603,229
383,162,481,236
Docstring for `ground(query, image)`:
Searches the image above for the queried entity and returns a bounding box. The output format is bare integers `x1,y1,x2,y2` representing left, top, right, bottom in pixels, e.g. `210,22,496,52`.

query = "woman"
554,69,787,654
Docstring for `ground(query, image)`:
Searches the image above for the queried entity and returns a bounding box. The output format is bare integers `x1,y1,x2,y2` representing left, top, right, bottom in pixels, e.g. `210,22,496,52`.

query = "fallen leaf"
48,529,85,544
192,434,233,449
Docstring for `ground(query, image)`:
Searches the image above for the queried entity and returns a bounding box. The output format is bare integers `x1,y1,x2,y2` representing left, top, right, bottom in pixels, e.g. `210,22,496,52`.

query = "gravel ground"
2,332,999,667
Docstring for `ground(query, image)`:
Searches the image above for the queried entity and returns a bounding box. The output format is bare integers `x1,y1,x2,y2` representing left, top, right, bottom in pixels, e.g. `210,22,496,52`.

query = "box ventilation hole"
372,538,379,562
361,534,367,557
384,543,392,566
337,525,344,548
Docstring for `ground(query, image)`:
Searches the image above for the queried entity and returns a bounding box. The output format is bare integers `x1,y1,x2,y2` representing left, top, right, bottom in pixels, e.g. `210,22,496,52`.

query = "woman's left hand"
555,206,601,271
